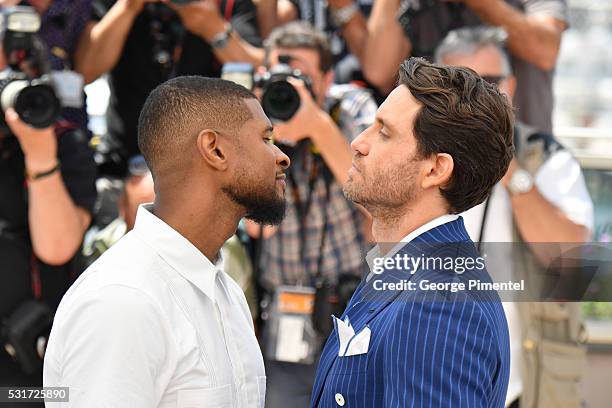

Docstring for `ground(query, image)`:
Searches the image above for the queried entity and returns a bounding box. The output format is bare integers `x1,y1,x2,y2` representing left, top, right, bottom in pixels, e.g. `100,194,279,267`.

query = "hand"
501,158,519,188
168,0,226,40
5,108,58,173
273,78,329,145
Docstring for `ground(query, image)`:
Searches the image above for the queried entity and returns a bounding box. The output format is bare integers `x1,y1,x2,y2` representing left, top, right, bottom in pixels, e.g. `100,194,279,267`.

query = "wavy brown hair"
398,58,514,213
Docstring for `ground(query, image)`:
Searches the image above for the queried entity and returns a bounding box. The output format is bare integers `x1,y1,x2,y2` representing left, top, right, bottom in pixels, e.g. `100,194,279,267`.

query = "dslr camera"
222,56,316,123
0,6,61,133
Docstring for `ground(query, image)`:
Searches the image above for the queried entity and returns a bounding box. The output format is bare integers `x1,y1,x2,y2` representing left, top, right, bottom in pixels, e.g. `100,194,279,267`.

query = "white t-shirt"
44,205,266,408
461,149,594,406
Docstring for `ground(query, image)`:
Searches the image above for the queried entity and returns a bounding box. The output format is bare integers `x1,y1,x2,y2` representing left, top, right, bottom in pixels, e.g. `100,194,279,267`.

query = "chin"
343,184,362,204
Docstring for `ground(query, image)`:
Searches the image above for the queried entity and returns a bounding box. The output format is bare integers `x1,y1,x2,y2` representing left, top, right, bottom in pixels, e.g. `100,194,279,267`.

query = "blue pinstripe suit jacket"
310,217,510,408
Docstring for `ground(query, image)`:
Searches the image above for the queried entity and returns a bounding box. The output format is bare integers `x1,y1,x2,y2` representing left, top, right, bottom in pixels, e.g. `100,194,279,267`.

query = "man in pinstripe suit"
311,58,513,407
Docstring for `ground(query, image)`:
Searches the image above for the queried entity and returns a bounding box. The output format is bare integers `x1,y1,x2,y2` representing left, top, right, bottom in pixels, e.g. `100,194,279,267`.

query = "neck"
153,184,241,263
370,199,448,252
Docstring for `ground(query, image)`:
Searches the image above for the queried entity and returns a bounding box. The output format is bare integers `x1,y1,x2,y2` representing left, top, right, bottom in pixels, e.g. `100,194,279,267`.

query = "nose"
350,128,370,157
274,145,290,171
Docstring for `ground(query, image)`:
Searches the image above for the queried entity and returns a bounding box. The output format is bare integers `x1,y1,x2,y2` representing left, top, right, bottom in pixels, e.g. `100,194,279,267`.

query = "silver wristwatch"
210,24,233,49
330,3,359,27
508,168,534,196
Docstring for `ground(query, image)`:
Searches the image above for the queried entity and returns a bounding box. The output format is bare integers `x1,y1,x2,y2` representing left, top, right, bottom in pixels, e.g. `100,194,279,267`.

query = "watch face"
511,170,533,194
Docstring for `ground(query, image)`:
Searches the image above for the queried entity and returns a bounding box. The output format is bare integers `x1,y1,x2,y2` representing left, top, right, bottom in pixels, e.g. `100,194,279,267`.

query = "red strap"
31,256,42,300
224,0,235,22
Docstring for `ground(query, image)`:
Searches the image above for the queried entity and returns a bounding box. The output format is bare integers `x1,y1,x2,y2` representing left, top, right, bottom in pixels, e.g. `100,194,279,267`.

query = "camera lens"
1,79,60,128
261,80,301,122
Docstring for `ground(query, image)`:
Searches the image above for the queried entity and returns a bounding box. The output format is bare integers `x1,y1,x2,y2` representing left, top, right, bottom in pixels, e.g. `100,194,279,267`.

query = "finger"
5,108,26,135
286,77,311,100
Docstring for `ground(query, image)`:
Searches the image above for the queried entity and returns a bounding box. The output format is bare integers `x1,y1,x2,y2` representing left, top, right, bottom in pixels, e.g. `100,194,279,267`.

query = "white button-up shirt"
44,205,266,408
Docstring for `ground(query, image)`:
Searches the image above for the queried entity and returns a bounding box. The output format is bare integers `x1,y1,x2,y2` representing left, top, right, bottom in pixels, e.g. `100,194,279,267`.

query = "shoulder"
56,233,168,321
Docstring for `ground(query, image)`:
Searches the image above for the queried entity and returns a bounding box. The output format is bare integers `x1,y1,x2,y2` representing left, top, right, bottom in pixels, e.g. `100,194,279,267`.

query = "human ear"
421,153,454,190
196,129,229,171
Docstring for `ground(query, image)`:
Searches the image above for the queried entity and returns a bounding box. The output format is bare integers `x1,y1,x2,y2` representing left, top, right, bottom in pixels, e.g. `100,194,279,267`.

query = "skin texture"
343,85,454,251
442,45,590,254
153,98,290,262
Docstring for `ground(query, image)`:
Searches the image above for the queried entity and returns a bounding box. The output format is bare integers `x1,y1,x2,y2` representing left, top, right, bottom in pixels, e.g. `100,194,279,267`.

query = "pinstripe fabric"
311,217,510,408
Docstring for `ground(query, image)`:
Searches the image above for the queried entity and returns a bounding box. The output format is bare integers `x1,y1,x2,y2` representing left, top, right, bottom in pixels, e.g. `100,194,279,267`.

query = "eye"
264,136,275,144
379,130,389,139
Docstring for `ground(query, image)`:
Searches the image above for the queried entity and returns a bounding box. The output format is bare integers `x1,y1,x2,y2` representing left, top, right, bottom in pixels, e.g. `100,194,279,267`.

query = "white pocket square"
333,315,371,357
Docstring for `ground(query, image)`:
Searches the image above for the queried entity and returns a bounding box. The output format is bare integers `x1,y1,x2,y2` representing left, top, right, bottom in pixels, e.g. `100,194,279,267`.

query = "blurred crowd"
0,0,598,407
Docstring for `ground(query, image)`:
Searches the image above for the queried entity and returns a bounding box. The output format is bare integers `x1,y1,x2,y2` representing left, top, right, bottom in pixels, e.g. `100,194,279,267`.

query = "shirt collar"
365,214,460,273
132,204,224,302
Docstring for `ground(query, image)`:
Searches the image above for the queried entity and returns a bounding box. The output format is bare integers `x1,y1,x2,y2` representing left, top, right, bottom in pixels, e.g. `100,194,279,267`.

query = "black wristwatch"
210,24,233,49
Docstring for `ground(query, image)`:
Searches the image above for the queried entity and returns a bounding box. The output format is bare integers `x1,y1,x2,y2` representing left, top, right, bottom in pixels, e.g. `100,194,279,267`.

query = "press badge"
50,70,84,108
263,286,319,364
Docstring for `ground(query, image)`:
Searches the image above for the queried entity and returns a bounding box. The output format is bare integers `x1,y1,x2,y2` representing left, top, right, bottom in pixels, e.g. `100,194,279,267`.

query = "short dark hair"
264,21,333,73
137,76,256,176
398,58,514,213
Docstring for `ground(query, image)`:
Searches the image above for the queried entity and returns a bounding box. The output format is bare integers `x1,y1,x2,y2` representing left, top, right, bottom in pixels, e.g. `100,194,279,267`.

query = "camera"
255,56,315,122
0,6,60,131
222,56,316,123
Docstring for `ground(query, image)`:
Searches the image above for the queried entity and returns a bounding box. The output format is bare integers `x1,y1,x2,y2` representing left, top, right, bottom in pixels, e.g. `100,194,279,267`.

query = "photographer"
0,12,96,392
81,0,265,176
245,21,375,407
331,0,568,134
0,0,99,133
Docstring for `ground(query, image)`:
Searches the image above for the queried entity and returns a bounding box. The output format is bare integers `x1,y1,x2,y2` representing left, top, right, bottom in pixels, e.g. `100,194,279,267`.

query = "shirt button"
335,393,345,406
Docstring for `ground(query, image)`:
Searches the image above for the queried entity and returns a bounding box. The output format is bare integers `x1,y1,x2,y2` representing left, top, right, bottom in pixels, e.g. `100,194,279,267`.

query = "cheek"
365,141,397,173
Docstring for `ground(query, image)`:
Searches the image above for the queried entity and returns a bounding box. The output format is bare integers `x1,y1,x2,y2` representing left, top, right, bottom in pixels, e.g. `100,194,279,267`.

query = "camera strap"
284,150,332,287
222,0,235,21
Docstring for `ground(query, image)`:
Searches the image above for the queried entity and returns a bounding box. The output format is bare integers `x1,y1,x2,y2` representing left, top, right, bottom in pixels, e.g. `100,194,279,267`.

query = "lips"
276,173,286,187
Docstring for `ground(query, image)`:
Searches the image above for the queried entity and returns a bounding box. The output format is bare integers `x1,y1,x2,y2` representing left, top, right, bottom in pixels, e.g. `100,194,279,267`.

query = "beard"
343,157,419,217
223,178,286,226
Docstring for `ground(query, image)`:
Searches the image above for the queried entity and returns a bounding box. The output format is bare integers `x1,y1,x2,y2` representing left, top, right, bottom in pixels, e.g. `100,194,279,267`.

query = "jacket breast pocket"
329,352,369,375
177,384,232,408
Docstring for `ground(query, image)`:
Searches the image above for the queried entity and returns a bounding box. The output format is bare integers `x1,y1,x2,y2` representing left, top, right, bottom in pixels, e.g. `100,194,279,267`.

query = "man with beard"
43,77,290,408
310,58,513,407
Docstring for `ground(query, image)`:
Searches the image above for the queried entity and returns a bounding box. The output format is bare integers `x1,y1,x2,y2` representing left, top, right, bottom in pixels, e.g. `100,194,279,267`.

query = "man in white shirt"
43,77,291,407
436,27,593,407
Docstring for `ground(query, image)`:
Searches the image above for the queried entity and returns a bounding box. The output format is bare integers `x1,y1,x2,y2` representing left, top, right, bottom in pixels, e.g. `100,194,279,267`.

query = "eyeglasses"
482,75,506,86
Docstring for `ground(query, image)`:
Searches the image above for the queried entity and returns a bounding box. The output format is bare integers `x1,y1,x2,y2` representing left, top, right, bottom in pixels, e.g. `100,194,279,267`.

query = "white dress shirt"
44,205,266,408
